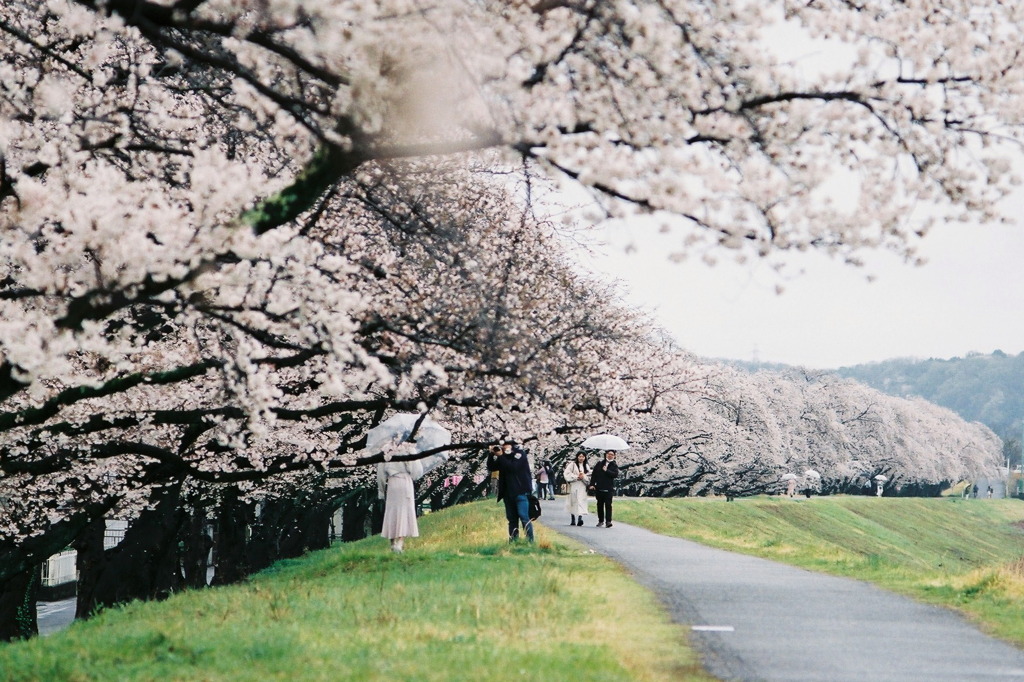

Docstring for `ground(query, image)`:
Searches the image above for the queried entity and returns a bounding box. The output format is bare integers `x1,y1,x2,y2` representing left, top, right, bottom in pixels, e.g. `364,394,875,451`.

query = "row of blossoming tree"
2,0,1019,638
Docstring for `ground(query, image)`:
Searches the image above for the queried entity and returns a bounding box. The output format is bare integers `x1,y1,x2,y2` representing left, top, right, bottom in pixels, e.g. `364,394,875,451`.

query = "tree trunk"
280,497,333,556
72,517,107,620
340,490,374,542
179,500,212,590
0,566,40,641
246,499,285,574
210,486,252,586
75,482,185,617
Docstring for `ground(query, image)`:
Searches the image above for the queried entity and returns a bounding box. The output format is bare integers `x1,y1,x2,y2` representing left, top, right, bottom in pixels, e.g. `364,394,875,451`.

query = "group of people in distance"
488,442,621,543
377,438,622,552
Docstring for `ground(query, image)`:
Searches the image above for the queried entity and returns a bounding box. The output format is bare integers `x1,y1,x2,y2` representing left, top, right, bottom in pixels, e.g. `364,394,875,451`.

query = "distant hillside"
722,351,1024,442
832,351,1024,440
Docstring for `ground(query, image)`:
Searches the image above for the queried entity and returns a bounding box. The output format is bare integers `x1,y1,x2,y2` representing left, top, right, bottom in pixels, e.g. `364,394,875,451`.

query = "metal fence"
40,550,77,587
104,519,127,549
38,519,128,591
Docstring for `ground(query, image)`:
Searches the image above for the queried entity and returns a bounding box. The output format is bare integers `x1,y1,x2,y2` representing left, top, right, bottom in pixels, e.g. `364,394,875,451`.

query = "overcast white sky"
578,219,1024,369
560,17,1024,370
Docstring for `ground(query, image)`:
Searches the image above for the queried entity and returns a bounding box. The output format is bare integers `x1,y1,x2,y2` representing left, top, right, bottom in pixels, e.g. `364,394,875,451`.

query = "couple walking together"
565,450,620,528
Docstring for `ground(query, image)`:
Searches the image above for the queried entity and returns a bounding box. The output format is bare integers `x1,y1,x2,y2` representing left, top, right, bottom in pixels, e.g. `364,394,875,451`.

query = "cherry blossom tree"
2,0,1022,638
560,360,1002,500
0,157,683,635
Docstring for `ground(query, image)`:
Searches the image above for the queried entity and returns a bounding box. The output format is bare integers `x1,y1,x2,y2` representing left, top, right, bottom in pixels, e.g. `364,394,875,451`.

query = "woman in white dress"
563,452,590,527
378,453,447,552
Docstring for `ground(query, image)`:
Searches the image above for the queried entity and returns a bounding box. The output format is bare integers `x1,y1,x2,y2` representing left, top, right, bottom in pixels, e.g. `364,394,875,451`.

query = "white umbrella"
803,469,821,478
366,413,451,454
581,434,630,451
781,473,799,481
874,474,889,482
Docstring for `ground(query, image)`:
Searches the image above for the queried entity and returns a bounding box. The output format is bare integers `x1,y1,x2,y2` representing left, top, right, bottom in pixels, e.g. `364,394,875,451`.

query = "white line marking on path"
691,625,735,632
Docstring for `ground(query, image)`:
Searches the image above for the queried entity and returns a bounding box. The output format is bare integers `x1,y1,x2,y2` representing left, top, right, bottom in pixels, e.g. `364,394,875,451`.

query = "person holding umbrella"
378,454,446,552
579,434,628,527
370,413,451,553
589,450,620,527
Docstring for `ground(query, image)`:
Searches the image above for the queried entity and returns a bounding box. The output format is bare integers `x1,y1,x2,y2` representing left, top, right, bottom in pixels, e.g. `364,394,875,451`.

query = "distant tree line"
730,351,1024,467
833,351,1024,462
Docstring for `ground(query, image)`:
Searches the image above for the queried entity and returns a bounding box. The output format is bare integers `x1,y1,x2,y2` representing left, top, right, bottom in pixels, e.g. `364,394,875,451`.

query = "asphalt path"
540,498,1024,681
36,597,76,636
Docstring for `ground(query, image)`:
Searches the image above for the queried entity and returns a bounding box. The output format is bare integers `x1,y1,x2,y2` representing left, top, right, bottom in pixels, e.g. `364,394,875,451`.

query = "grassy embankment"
0,501,712,682
615,495,1024,646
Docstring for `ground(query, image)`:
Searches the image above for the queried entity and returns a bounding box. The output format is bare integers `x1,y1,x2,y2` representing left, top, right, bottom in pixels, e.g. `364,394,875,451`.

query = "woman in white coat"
378,453,447,552
563,452,590,527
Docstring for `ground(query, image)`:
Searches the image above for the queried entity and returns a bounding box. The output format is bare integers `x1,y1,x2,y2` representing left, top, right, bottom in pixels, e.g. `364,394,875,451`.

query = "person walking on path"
564,452,590,526
543,460,556,500
534,460,552,500
488,442,535,542
589,450,620,527
377,451,447,552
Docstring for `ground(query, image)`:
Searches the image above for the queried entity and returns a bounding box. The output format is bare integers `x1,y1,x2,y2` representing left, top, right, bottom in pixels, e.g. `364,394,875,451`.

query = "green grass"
0,502,713,681
615,495,1024,646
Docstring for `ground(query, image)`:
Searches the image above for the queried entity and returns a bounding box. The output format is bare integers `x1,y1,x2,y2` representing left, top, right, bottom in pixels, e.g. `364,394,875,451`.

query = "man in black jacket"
590,450,620,528
487,442,535,542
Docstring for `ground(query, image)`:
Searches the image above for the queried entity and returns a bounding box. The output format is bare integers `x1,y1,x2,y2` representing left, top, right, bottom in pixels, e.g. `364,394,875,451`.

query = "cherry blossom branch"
0,360,220,432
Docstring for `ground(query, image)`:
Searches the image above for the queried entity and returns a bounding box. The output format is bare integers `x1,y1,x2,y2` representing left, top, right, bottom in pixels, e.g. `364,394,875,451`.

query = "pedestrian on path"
543,460,556,500
488,441,535,542
564,452,590,526
534,460,552,500
589,450,620,527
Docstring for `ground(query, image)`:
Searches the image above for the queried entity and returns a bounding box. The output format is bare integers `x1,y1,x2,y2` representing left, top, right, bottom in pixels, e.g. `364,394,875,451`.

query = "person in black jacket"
487,442,535,542
589,450,620,528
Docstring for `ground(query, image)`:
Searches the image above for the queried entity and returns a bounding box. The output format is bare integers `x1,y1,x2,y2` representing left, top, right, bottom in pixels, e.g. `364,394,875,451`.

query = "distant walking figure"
542,461,556,500
973,484,979,499
534,461,552,500
987,485,994,499
564,452,590,526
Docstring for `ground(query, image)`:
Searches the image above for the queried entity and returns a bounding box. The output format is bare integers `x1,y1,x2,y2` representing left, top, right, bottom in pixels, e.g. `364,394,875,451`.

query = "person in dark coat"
487,442,535,542
589,450,620,527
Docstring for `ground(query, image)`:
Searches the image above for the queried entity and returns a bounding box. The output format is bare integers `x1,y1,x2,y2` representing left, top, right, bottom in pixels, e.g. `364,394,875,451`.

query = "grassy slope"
615,496,1024,646
0,501,712,682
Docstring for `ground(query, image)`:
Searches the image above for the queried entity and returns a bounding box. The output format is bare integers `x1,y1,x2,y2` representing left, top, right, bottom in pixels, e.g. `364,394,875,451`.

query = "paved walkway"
540,499,1024,681
36,596,76,636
